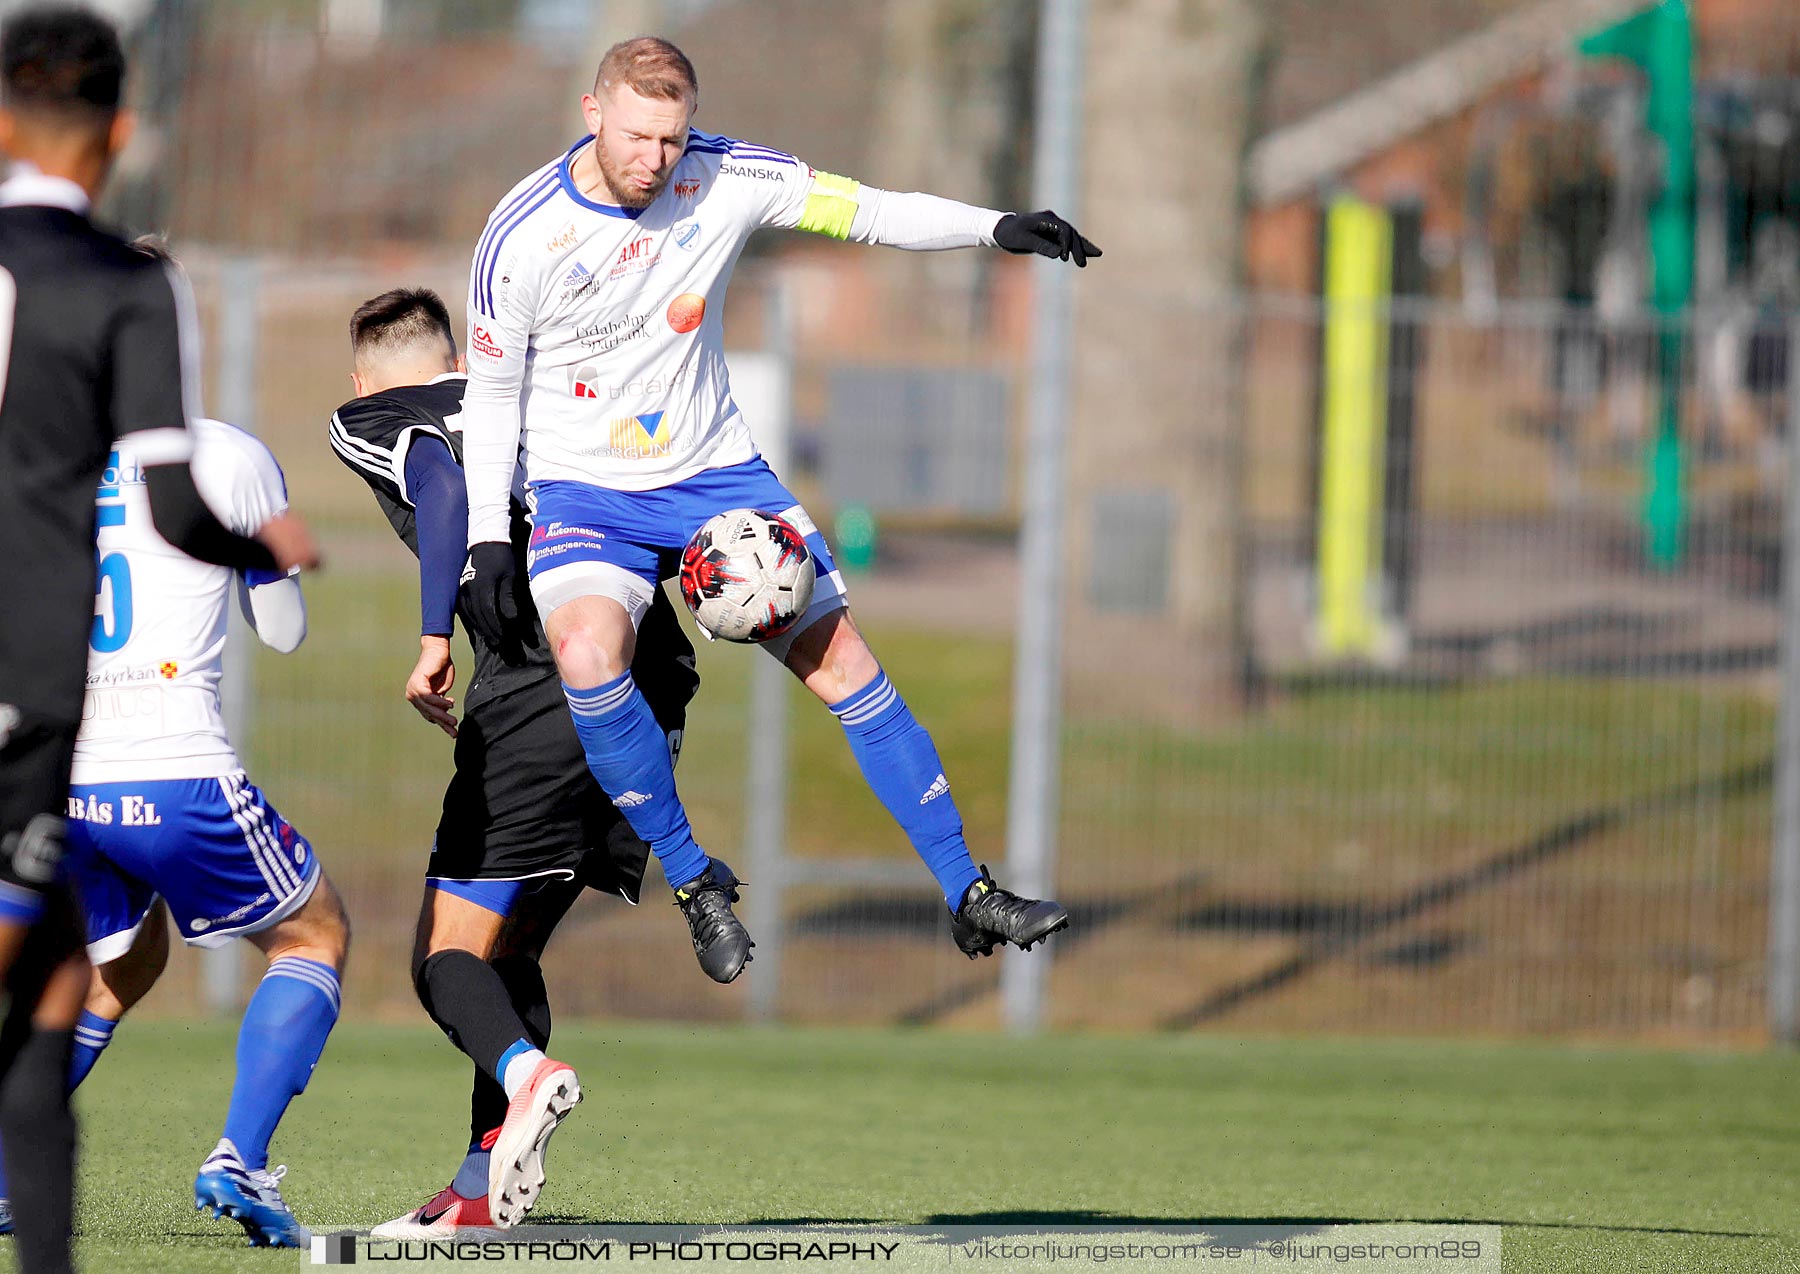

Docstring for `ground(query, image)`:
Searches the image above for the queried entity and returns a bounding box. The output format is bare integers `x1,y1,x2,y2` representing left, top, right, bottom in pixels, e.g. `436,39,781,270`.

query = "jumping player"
455,40,1087,1019
329,288,700,1232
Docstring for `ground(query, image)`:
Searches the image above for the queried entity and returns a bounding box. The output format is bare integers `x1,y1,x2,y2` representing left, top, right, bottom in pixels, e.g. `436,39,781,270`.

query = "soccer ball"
679,508,815,643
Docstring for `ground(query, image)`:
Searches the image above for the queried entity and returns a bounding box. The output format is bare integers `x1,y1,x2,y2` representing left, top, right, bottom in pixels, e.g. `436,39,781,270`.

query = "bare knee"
413,892,509,1017
253,875,350,971
547,597,635,688
787,608,880,704
415,888,508,979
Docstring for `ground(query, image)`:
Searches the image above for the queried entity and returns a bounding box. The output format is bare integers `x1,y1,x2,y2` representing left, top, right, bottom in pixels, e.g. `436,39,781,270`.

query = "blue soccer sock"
564,674,709,890
68,1009,117,1091
221,956,341,1171
451,1145,491,1201
829,671,980,906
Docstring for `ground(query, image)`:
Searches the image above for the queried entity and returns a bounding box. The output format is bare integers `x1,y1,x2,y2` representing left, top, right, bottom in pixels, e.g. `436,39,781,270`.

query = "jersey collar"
557,137,645,220
0,163,90,214
427,371,467,385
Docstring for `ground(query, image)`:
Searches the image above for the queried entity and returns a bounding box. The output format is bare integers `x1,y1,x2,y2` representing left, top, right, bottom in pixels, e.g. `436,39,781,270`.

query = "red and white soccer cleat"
370,1183,500,1239
488,1058,582,1228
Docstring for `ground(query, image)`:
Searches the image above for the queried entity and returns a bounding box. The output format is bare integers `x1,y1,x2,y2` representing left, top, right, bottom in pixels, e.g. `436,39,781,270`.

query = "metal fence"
126,249,1788,1044
1056,295,1783,1040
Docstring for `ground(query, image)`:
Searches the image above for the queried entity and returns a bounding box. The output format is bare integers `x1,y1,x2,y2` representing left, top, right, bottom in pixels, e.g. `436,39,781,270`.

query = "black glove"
994,210,1102,267
459,540,520,649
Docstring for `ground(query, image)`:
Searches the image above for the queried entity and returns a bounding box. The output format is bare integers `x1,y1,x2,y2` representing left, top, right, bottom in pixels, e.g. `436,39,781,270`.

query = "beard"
595,142,668,209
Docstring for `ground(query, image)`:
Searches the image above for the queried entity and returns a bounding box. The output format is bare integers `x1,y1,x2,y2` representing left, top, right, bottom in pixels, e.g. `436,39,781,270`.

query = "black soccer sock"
0,1026,77,1274
494,953,553,1046
467,955,554,1142
416,949,536,1087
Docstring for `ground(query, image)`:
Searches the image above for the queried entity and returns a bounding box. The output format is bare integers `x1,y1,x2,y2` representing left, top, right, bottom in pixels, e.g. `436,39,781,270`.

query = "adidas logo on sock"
613,790,652,808
919,774,950,805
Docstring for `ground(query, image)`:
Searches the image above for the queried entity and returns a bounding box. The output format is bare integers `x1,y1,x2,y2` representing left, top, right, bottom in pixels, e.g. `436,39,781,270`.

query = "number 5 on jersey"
92,451,133,652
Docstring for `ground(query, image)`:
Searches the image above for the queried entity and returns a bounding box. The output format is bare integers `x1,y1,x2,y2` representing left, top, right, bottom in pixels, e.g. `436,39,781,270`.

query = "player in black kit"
328,288,700,1233
0,9,318,1270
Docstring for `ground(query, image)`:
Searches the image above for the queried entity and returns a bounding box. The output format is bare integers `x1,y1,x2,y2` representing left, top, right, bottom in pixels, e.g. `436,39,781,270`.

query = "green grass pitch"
57,1021,1800,1272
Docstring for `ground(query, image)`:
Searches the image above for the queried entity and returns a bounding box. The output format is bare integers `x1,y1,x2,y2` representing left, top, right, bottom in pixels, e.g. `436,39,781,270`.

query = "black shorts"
0,711,78,912
428,676,654,903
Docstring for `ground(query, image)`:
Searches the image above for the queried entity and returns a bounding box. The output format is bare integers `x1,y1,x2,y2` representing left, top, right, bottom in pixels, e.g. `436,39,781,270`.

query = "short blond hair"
594,36,697,103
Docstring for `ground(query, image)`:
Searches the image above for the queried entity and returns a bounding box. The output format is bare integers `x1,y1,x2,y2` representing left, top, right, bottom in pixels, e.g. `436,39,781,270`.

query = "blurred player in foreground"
329,288,698,1231
0,9,316,1268
456,39,1087,1008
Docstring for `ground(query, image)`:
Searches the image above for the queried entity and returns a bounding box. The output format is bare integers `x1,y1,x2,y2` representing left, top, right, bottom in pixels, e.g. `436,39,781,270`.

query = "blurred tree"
868,0,1036,339
1065,0,1267,713
104,0,198,235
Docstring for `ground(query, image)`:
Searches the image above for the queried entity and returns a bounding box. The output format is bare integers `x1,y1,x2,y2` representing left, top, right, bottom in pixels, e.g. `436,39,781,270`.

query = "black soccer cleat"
675,858,754,984
950,865,1070,958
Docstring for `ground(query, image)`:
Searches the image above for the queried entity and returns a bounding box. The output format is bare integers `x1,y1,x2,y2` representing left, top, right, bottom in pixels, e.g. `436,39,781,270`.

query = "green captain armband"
797,172,862,239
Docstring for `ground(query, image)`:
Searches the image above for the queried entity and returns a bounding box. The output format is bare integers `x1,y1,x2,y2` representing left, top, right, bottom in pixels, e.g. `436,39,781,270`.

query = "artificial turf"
57,1021,1800,1272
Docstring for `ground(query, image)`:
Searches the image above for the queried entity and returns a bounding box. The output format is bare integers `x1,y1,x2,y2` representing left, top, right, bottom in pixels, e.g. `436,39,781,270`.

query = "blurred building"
1247,0,1800,455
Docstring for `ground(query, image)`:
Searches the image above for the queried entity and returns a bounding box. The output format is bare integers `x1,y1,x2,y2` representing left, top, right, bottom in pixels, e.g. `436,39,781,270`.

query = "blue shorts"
524,457,846,650
424,874,590,919
64,773,320,960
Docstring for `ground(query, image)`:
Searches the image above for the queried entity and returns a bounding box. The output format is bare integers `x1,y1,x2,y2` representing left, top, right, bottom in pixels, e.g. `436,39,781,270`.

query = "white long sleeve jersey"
460,130,1005,544
71,419,305,784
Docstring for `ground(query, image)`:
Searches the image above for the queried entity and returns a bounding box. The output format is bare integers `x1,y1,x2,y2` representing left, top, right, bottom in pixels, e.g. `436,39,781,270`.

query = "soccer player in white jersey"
457,39,1092,1071
36,416,346,1248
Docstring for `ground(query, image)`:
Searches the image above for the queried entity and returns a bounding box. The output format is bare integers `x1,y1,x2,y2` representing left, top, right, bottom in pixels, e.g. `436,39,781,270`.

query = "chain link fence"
1056,295,1780,1039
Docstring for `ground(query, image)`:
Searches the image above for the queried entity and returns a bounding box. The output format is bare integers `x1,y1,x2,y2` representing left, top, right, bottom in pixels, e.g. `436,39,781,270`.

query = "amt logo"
615,236,653,269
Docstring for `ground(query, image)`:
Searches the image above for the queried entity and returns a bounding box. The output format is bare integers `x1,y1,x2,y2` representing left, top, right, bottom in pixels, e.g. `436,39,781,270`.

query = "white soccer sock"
500,1047,546,1100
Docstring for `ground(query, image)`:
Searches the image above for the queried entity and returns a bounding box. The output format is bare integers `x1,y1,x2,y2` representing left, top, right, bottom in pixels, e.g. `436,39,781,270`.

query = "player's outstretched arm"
758,160,1100,265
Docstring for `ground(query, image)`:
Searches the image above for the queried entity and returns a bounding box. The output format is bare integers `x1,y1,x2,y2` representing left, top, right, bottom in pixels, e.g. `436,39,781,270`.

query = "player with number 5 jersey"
44,412,349,1250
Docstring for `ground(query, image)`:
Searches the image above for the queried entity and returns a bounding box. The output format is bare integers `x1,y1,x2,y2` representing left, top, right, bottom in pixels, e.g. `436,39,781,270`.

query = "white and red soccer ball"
679,508,814,643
